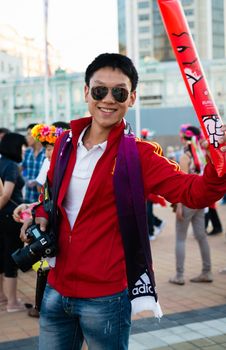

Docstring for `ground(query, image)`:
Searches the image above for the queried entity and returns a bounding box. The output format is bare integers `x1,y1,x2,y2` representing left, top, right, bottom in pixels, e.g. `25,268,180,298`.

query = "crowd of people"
0,52,226,350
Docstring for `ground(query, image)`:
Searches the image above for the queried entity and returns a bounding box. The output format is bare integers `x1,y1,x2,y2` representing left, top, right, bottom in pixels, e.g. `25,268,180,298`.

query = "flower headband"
31,124,65,145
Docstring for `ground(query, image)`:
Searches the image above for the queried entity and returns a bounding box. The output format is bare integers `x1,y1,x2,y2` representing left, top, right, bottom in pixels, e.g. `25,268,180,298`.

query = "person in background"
147,193,167,240
35,121,70,190
13,123,68,318
221,193,226,205
0,178,3,195
0,133,28,312
205,202,223,235
169,125,213,286
141,128,166,240
22,123,45,203
13,122,70,221
166,145,176,161
0,127,10,141
19,53,226,350
52,121,70,129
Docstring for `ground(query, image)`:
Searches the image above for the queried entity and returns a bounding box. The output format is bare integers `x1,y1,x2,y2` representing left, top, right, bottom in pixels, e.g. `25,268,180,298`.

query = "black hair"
0,127,10,134
85,53,139,92
27,123,37,130
0,133,27,163
184,125,201,141
52,121,70,129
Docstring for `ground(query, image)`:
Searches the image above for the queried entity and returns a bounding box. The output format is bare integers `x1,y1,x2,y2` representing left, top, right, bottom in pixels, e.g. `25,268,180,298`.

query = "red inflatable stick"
157,0,226,176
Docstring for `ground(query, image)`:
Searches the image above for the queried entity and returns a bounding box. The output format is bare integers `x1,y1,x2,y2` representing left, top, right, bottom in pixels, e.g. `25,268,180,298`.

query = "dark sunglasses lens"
91,86,108,100
112,87,129,103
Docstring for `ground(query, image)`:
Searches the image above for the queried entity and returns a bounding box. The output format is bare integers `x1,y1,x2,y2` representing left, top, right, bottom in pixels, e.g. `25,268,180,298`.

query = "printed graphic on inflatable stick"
157,0,226,176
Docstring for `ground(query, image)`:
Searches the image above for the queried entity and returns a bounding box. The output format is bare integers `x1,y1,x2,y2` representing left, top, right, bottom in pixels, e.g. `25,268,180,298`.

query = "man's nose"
102,89,114,102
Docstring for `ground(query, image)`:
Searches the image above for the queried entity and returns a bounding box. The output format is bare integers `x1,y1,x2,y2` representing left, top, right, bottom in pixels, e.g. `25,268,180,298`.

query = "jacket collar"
70,116,125,148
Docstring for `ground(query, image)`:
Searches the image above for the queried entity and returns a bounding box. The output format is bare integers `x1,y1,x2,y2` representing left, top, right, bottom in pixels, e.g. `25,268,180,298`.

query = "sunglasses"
91,86,129,103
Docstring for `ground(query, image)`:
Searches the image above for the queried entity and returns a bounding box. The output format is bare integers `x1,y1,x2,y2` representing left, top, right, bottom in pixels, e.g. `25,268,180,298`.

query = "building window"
181,0,193,5
139,26,150,33
188,21,194,28
139,14,149,21
184,9,194,16
139,39,151,48
16,93,22,106
138,1,150,9
57,86,66,106
25,92,32,105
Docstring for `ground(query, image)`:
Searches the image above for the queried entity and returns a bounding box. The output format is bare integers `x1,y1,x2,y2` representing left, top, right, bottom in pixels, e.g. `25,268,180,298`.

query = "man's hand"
20,217,48,243
13,203,30,223
176,203,184,221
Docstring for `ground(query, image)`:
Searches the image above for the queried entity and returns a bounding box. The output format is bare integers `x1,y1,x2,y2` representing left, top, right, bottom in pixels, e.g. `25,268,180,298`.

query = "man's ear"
84,85,89,102
129,90,136,107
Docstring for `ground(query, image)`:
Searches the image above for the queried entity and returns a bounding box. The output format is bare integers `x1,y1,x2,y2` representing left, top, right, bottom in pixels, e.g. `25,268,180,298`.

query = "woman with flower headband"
13,123,69,223
169,124,213,285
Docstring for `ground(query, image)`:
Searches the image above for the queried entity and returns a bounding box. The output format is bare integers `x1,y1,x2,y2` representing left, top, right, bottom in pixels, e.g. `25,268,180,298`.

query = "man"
20,53,226,350
22,123,45,203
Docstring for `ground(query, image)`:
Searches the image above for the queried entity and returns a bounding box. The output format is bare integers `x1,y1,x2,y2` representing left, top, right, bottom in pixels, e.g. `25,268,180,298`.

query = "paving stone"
210,335,226,344
198,328,223,337
129,338,147,350
180,331,203,341
201,346,225,350
171,342,198,350
131,333,168,348
191,337,216,347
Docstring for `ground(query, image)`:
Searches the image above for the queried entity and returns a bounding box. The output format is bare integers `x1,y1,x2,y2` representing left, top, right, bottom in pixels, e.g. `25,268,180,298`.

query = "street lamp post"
44,0,50,124
132,0,141,137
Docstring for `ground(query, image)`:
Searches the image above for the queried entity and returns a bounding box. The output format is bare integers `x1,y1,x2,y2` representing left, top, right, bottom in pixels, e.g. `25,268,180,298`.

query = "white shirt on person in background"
36,158,50,186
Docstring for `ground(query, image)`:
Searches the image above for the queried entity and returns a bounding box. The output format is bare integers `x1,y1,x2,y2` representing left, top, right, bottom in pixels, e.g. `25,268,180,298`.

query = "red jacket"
37,117,226,298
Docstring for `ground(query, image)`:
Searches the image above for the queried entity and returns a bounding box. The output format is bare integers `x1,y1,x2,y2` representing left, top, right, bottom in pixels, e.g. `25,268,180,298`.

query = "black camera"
12,224,56,272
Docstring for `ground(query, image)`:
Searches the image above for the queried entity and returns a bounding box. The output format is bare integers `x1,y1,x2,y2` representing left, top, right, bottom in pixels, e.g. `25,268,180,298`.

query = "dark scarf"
49,126,162,317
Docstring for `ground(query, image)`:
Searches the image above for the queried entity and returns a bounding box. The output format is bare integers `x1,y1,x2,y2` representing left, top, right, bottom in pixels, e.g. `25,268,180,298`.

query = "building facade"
1,58,226,132
0,51,23,80
118,0,225,64
0,69,88,131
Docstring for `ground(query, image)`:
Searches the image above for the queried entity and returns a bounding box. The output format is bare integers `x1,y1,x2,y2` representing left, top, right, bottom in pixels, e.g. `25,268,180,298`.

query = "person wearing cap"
18,53,226,350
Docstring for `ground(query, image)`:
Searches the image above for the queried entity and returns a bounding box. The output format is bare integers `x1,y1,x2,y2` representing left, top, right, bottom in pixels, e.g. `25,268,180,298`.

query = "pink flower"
40,125,50,136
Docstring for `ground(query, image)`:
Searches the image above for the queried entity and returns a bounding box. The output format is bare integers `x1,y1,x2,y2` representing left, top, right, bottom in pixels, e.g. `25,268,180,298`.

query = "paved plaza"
0,202,226,349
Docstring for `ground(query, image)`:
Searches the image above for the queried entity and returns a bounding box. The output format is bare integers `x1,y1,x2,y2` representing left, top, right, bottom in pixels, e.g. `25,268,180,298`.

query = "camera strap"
48,130,73,238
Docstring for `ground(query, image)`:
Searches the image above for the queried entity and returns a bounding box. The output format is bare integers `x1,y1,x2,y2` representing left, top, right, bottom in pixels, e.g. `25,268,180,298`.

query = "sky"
0,0,119,72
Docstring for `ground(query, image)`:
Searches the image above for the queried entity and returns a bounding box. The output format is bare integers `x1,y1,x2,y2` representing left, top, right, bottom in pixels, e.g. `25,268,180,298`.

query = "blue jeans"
39,284,131,350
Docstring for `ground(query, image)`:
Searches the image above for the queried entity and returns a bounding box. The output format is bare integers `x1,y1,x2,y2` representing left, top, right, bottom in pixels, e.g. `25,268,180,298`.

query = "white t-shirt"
36,158,50,186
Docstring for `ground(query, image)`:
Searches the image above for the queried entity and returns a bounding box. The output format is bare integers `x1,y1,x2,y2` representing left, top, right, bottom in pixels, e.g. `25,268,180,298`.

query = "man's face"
84,67,136,130
26,128,35,147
